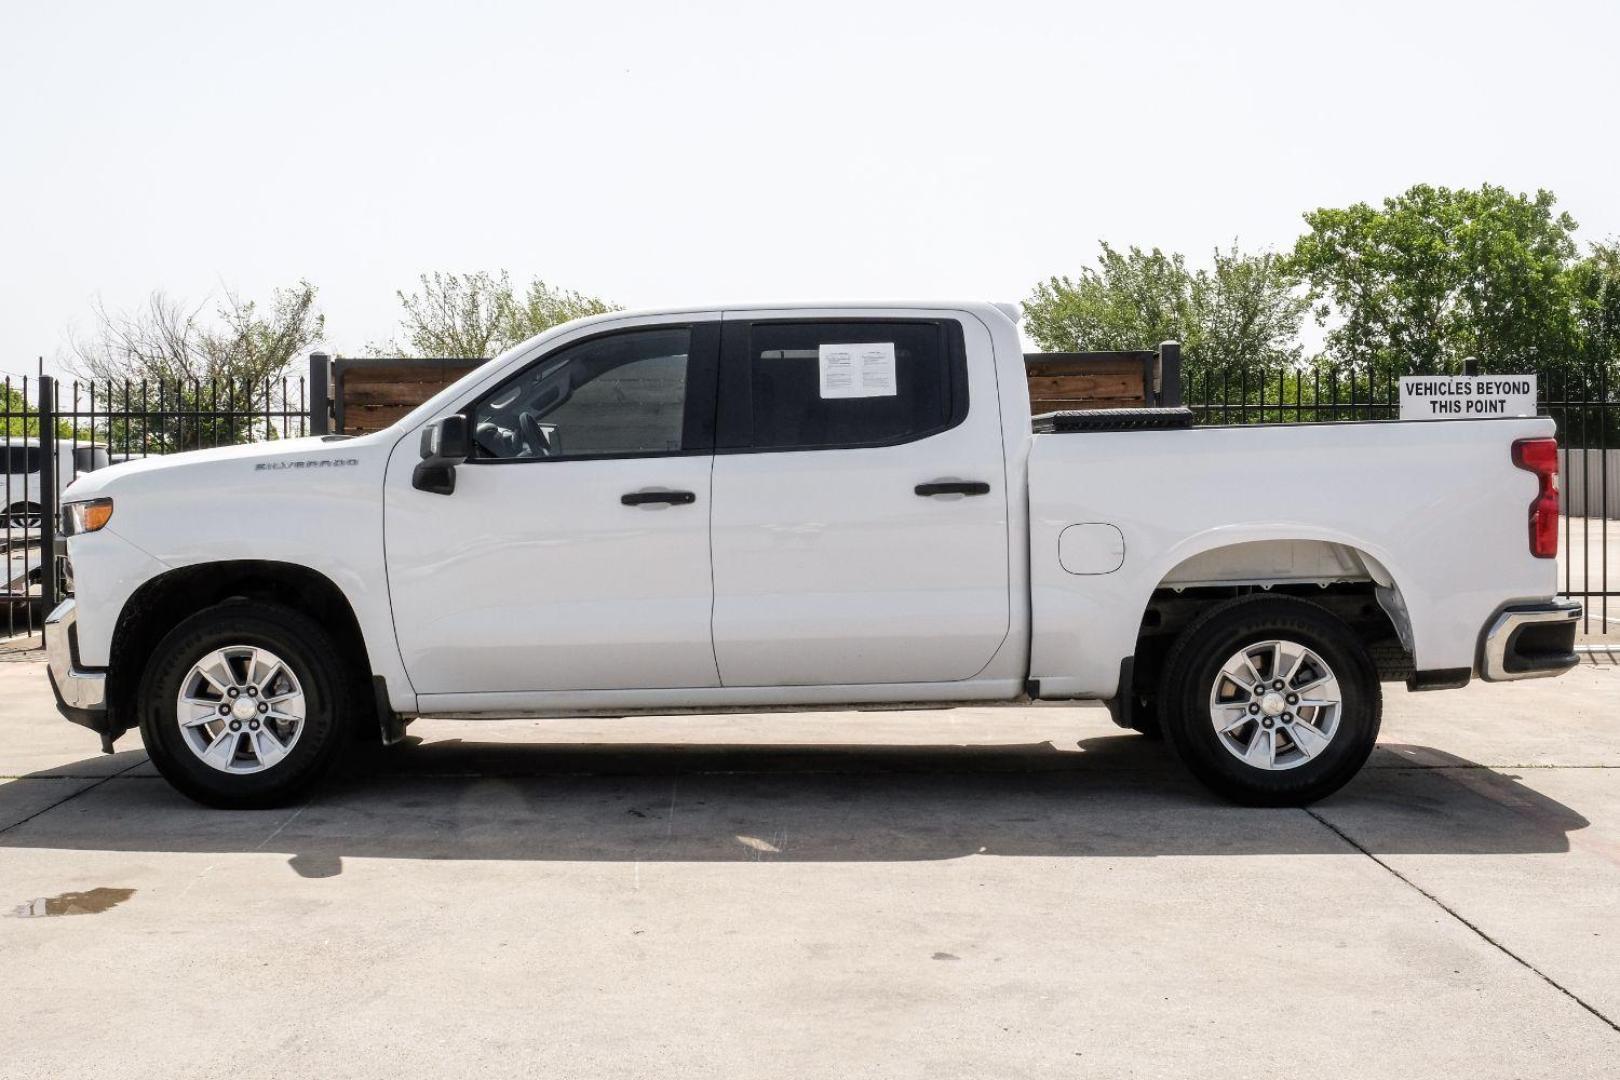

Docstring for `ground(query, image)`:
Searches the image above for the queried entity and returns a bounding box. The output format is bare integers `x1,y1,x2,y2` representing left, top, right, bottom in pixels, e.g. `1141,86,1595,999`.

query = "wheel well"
1126,541,1414,703
107,561,373,726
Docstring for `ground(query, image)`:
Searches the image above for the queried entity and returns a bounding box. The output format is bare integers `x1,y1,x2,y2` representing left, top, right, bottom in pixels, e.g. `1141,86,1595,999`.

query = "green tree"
67,282,323,450
1570,241,1620,373
1190,246,1310,370
1023,242,1307,374
1024,243,1192,355
1566,240,1620,442
1290,184,1580,377
70,283,323,387
373,271,617,358
503,276,618,346
1,383,69,438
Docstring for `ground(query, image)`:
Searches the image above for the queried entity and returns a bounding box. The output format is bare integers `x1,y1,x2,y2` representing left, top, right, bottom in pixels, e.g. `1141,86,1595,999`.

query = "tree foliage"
1,383,75,439
1192,247,1311,370
1026,187,1615,415
70,282,324,387
1024,244,1191,354
1290,184,1581,377
65,282,323,449
1023,243,1308,373
372,271,617,358
1570,240,1620,379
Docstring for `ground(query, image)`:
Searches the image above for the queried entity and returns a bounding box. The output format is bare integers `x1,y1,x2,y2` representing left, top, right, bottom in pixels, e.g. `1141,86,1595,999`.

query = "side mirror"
413,415,470,495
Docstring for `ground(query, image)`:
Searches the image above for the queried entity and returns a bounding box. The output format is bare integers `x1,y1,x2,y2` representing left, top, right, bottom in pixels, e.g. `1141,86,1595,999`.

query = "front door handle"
621,489,697,507
915,480,991,497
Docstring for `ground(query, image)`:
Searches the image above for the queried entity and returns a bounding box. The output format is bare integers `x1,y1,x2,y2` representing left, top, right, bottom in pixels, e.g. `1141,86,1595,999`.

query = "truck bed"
1022,415,1558,697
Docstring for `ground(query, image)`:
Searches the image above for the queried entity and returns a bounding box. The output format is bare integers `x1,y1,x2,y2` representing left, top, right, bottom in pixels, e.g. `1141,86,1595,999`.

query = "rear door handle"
915,480,991,497
621,489,697,507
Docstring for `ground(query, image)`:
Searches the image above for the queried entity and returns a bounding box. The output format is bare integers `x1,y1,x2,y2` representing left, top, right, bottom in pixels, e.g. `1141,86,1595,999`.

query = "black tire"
1158,595,1381,806
2,502,43,531
136,600,355,809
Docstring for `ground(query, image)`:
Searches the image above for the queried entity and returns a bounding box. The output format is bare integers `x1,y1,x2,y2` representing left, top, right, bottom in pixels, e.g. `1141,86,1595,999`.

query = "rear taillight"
1511,437,1560,559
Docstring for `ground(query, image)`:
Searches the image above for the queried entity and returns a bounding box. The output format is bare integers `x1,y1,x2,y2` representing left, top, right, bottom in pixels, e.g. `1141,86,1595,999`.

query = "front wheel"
137,601,355,808
1158,595,1381,806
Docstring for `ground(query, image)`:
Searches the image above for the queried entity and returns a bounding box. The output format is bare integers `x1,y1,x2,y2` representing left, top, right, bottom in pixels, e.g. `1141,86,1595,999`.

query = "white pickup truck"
45,302,1581,809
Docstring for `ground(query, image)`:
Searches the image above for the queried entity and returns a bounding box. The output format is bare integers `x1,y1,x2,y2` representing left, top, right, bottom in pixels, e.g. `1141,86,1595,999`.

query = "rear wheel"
137,601,355,808
1159,595,1380,805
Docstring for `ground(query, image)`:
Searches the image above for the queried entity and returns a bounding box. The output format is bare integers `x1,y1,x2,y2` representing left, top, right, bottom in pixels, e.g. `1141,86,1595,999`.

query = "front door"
709,311,1011,686
385,318,721,694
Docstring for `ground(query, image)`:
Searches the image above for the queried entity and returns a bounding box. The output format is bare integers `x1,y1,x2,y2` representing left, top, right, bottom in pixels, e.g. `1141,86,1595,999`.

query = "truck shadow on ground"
0,734,1590,877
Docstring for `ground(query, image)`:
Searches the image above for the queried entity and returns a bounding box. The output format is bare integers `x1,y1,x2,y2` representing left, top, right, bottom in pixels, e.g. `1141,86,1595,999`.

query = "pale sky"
3,0,1617,382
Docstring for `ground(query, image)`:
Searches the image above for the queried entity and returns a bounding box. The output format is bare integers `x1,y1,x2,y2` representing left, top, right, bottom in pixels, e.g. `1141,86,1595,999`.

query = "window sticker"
818,342,897,399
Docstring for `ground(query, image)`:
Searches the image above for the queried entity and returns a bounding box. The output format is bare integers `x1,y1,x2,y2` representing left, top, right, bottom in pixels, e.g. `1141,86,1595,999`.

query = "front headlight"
62,498,114,536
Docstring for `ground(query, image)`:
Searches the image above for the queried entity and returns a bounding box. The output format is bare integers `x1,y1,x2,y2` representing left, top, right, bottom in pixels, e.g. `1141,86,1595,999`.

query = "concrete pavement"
1,642,1616,1078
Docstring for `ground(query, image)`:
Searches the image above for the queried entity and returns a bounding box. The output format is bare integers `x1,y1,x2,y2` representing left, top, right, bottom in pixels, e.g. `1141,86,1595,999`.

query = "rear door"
709,310,1010,686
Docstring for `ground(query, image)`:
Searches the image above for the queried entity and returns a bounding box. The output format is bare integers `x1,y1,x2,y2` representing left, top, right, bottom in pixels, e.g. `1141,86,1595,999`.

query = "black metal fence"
1181,362,1615,638
56,376,311,458
3,374,51,639
1180,363,1618,438
3,372,309,640
2,356,1612,646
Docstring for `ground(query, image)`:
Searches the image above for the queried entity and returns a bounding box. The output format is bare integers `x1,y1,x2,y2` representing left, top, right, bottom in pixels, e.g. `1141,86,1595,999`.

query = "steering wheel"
517,411,552,458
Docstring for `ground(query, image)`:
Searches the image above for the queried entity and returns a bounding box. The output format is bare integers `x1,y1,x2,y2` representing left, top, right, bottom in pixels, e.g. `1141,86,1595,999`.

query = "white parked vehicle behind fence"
3,438,110,530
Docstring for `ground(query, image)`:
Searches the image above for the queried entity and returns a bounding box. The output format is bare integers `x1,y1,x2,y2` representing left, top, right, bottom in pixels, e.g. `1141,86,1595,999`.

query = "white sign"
818,342,897,399
1399,375,1537,420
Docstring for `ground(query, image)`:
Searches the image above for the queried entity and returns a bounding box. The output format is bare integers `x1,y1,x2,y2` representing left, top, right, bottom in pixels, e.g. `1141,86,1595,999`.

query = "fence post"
1463,356,1479,377
37,375,58,610
309,352,331,435
1158,342,1182,408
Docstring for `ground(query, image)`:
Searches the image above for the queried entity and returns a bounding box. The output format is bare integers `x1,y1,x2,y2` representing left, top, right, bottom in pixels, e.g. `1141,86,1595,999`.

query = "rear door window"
721,320,967,452
3,447,41,474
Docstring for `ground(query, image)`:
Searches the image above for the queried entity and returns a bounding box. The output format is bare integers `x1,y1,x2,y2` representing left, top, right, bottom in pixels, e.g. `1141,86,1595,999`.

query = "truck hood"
61,431,403,572
63,436,384,501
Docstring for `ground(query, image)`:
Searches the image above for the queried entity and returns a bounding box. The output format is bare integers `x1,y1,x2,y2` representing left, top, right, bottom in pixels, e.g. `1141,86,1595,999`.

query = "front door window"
471,328,692,460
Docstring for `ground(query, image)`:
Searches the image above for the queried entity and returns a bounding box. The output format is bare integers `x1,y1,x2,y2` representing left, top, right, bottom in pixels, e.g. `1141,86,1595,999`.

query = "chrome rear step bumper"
1479,601,1582,682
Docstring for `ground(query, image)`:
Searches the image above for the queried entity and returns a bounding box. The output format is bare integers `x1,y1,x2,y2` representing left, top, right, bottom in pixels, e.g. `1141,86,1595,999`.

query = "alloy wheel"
1208,638,1343,771
175,646,306,774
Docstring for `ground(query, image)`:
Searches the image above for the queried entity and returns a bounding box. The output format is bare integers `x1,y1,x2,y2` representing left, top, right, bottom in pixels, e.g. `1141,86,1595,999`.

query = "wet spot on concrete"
8,887,135,918
932,951,959,961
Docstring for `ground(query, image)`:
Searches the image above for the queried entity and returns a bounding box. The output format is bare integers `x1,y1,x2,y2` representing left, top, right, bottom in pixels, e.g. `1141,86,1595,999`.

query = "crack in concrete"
0,758,150,836
1304,806,1620,1037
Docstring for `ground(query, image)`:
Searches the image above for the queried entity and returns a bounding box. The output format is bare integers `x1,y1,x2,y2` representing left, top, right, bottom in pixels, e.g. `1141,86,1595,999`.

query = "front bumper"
44,599,115,746
1479,601,1582,682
